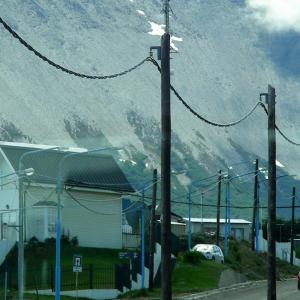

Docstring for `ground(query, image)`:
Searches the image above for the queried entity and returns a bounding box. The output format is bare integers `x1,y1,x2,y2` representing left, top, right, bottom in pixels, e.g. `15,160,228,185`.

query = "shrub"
181,251,206,265
61,234,70,245
71,236,79,246
45,237,56,244
295,246,300,259
29,236,39,245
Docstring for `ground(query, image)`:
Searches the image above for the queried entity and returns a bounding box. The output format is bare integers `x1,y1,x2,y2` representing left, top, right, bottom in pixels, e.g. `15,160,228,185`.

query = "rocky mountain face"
0,0,299,219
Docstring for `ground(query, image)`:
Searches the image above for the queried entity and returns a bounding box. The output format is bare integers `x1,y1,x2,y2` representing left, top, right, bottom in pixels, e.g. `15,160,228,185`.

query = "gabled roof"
183,217,251,224
32,201,57,207
0,142,135,193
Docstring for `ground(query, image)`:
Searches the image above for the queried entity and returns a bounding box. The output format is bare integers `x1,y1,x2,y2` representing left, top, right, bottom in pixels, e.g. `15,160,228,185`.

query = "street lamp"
187,173,219,250
223,168,267,256
226,160,256,245
55,147,120,300
18,146,59,300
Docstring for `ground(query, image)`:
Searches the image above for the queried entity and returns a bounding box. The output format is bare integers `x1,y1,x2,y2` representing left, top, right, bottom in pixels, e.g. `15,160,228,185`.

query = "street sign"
118,252,138,260
73,254,83,272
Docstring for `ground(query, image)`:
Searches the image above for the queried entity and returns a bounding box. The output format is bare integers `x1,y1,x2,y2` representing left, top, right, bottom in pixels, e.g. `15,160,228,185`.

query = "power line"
0,16,151,79
171,199,300,209
275,124,300,146
260,102,300,146
149,57,262,127
65,190,118,215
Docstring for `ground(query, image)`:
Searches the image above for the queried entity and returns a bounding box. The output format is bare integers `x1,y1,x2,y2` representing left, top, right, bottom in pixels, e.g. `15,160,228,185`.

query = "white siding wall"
186,221,251,241
0,154,19,262
0,152,17,192
26,207,48,241
0,227,15,265
0,189,18,227
24,185,122,249
62,189,122,249
0,153,19,232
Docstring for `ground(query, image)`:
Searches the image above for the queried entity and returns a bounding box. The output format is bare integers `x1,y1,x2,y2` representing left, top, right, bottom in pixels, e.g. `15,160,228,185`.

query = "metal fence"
0,264,115,291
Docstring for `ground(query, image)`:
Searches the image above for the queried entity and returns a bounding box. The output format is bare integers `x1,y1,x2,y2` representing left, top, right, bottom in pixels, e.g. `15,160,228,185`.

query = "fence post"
89,264,93,289
8,266,13,290
50,264,54,292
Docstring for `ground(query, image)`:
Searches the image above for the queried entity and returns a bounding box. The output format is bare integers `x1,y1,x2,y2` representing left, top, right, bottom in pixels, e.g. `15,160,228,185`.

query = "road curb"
170,278,296,300
174,280,267,300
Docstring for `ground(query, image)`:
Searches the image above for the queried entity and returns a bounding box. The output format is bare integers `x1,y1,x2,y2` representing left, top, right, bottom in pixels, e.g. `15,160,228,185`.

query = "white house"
183,217,252,241
0,141,135,263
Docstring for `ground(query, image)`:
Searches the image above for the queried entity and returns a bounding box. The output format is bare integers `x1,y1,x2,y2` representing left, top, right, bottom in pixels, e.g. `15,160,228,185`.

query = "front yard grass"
172,260,226,294
118,258,226,299
225,240,299,280
4,242,128,291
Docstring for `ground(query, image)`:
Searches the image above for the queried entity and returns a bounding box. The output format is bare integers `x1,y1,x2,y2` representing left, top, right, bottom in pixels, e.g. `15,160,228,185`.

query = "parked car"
192,244,224,263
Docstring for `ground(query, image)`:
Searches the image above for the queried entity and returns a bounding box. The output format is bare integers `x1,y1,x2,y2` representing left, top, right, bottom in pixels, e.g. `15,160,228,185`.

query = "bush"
28,236,39,245
71,236,79,246
181,251,206,265
60,234,70,245
45,237,56,244
178,233,215,252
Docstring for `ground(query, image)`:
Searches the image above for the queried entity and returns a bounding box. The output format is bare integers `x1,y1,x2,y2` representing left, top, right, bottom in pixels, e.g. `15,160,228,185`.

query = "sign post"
73,255,82,300
119,252,138,283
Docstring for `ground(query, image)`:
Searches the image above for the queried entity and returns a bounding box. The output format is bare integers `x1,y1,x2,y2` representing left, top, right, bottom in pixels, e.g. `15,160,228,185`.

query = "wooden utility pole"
252,159,259,251
161,1,171,299
187,190,192,250
290,187,296,265
267,85,276,300
149,169,158,291
216,170,222,246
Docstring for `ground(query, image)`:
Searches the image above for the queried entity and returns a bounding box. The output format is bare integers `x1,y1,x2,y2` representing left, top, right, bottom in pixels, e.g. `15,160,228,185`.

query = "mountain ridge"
0,0,299,218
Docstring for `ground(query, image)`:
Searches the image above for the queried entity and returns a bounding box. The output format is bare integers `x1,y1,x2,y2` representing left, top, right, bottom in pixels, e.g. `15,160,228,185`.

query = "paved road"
184,279,299,300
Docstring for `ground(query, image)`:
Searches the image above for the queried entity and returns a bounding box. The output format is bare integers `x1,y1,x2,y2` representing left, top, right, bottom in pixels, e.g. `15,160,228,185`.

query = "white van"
192,244,224,263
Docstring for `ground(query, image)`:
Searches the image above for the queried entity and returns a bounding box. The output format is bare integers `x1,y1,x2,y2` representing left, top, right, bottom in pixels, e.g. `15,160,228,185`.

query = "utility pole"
224,177,230,256
187,189,192,251
252,159,259,251
216,170,222,246
161,1,171,299
149,169,158,291
255,182,260,253
201,193,204,229
266,85,277,300
290,187,296,265
141,189,145,289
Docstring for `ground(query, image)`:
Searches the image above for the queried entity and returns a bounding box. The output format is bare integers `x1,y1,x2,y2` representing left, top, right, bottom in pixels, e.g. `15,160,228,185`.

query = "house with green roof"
0,141,135,263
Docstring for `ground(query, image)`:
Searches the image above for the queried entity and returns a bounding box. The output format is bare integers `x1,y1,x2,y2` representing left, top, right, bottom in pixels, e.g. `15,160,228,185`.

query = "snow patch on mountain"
0,0,299,203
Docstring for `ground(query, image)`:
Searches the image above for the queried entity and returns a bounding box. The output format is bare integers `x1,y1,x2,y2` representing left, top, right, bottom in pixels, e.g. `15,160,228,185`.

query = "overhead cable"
0,16,150,79
260,102,300,146
171,199,298,209
149,58,262,127
65,190,116,215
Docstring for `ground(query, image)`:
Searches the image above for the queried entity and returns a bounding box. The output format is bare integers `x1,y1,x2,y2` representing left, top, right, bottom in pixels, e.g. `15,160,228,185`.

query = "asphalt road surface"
200,279,299,300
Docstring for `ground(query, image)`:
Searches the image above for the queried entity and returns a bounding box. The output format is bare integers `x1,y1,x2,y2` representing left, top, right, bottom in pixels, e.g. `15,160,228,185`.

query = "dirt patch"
218,269,247,288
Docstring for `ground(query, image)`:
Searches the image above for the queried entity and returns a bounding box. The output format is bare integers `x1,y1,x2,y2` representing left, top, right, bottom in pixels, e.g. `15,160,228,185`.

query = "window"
48,208,56,234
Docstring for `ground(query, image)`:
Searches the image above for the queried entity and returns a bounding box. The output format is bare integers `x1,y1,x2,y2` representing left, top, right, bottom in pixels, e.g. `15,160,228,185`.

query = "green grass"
4,242,127,291
24,242,122,267
172,260,226,293
225,240,299,280
120,241,300,299
119,258,226,299
0,291,89,300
